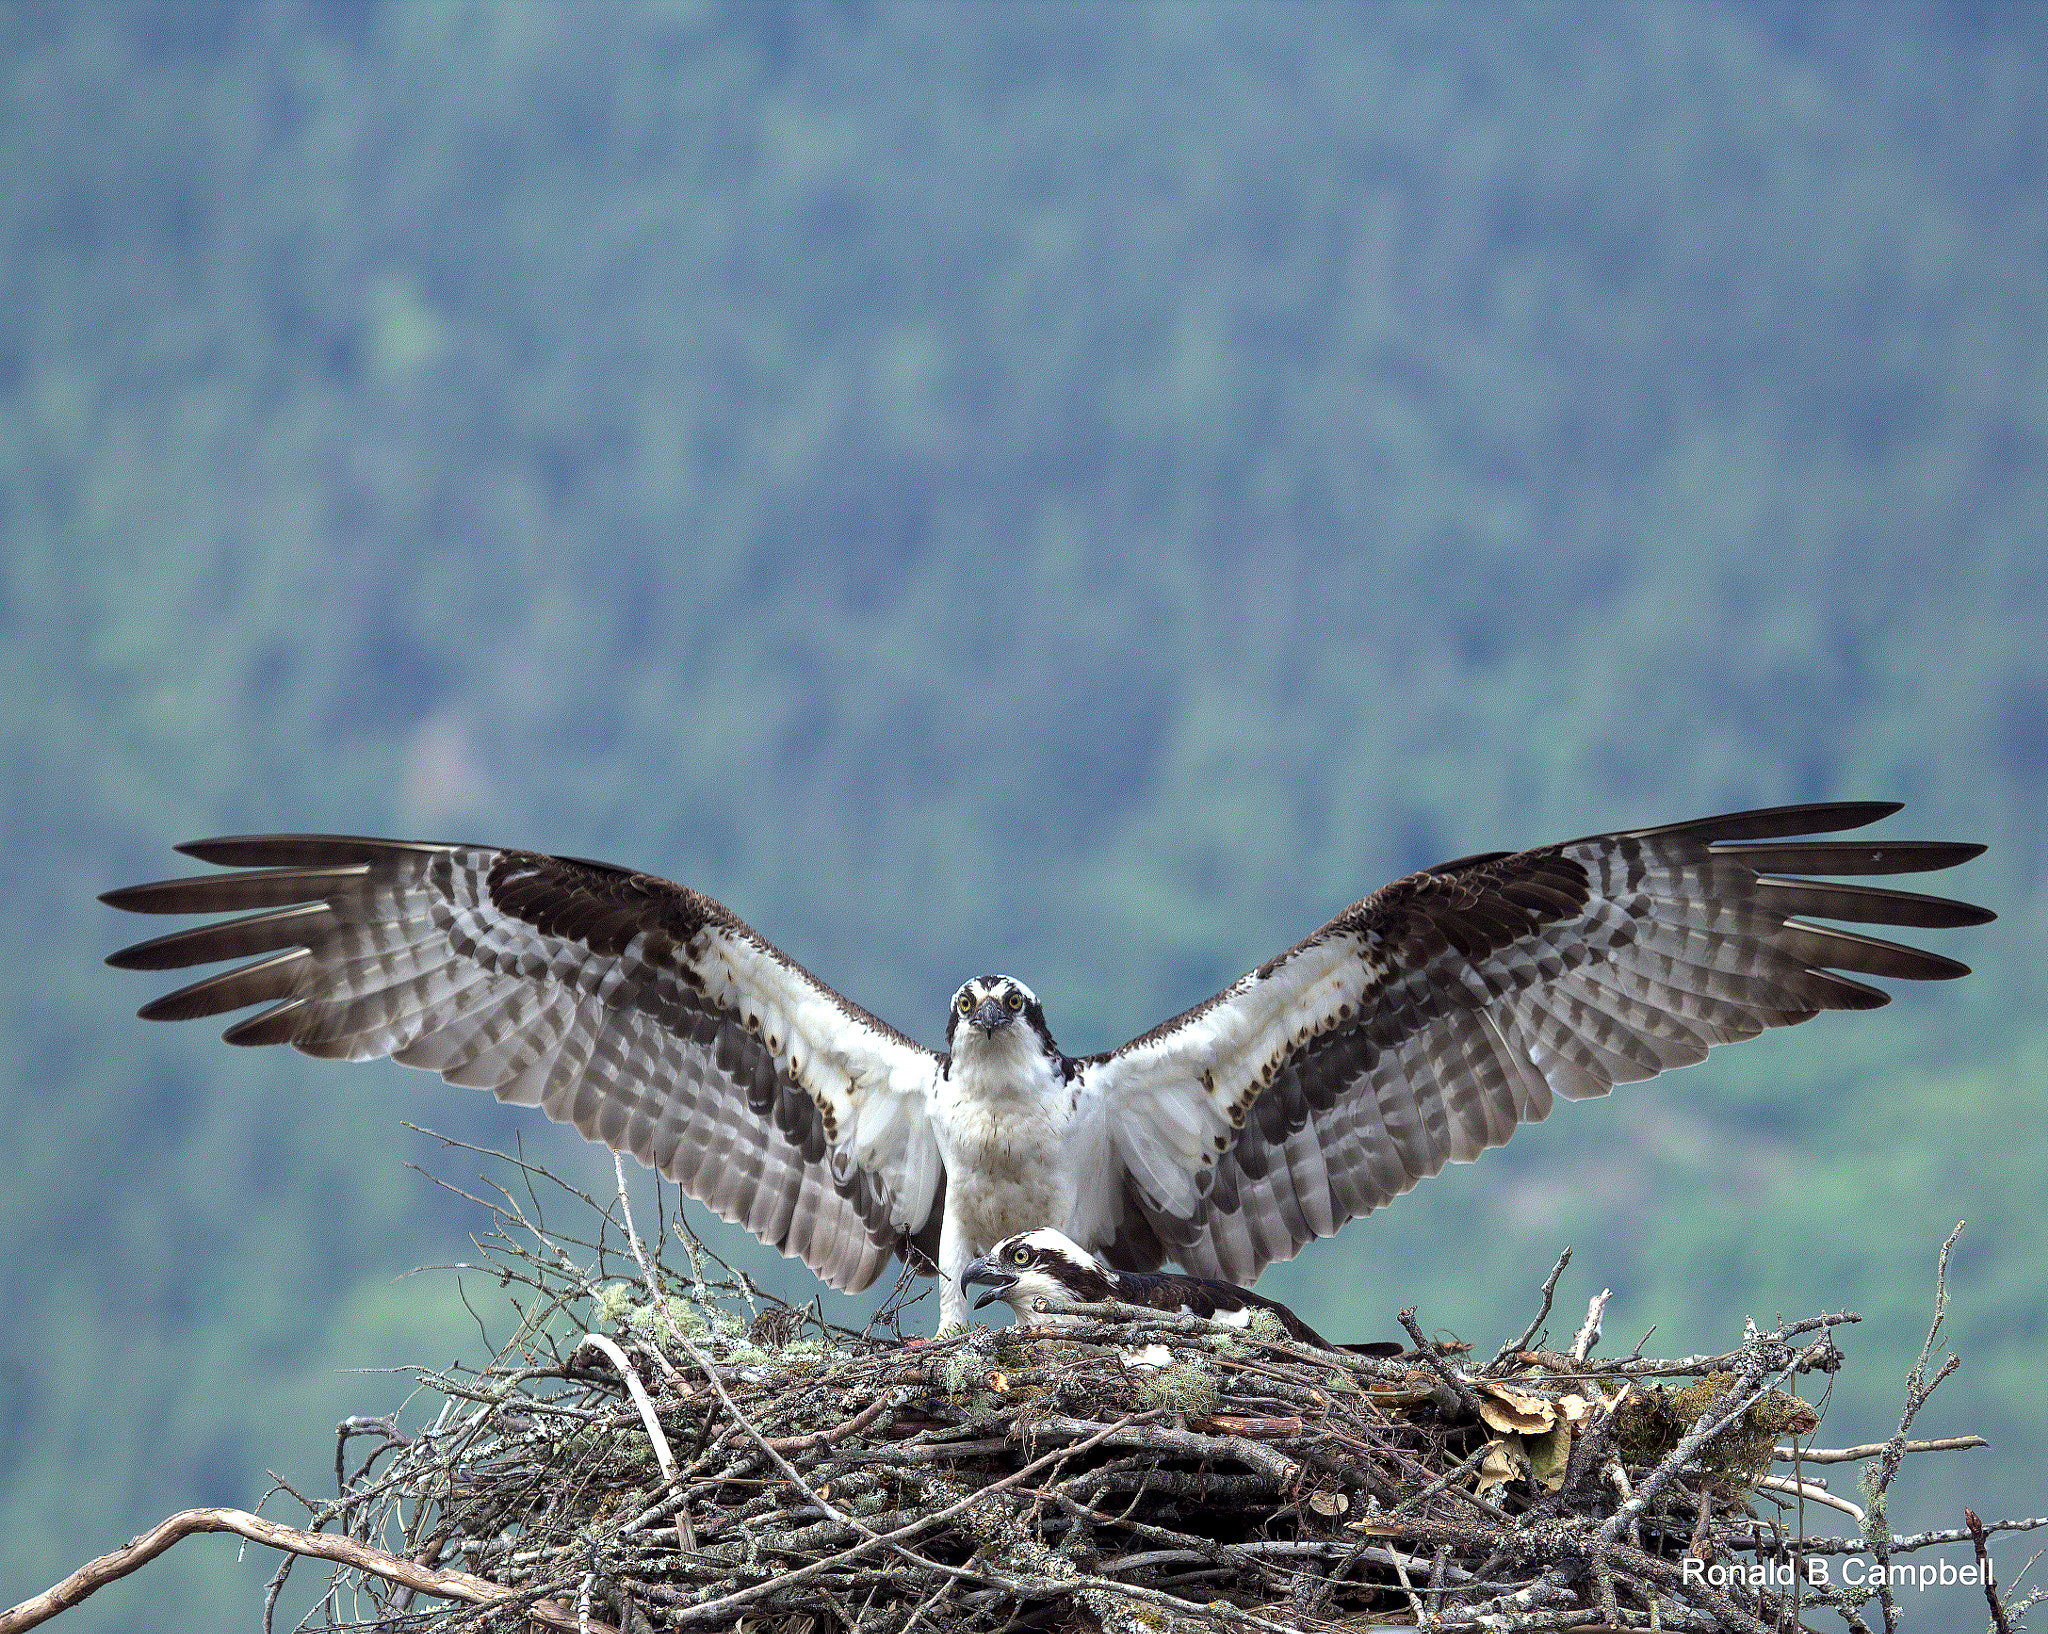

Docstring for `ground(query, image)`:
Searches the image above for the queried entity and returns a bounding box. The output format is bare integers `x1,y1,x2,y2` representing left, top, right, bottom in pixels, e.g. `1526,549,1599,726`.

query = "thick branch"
0,1507,610,1634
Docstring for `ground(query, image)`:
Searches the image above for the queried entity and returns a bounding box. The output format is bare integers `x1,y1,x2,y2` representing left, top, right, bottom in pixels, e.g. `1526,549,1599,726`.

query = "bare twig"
0,1507,610,1634
1491,1245,1572,1368
1398,1306,1489,1420
1569,1288,1611,1362
572,1334,679,1483
1783,1435,1987,1464
1966,1507,2016,1634
1756,1473,1863,1522
1862,1221,1967,1634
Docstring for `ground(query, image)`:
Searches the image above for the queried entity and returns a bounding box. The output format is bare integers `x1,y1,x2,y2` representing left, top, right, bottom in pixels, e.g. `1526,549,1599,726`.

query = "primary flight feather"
102,802,1990,1328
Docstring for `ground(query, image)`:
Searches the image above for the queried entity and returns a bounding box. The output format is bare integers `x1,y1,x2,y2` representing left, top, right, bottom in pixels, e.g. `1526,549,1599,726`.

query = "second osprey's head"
945,975,1056,1053
959,1227,1113,1322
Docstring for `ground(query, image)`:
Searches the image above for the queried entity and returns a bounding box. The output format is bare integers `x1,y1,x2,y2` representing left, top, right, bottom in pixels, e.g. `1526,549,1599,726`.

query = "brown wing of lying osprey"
101,838,948,1293
1076,802,1992,1286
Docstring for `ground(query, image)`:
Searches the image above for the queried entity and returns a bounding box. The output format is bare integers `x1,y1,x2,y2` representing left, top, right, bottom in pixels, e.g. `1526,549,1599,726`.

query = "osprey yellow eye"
1011,1245,1030,1265
957,994,973,1015
1006,991,1024,1011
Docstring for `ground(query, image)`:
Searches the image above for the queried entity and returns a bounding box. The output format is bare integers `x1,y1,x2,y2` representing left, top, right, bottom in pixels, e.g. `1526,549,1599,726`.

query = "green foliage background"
3,2,2043,1625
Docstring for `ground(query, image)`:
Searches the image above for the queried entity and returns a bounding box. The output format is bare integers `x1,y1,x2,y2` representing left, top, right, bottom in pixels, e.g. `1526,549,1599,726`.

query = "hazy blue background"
4,3,2043,1626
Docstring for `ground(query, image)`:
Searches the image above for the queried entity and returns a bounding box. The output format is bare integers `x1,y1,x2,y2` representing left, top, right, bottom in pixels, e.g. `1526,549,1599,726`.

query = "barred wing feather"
1077,803,1991,1285
102,837,944,1293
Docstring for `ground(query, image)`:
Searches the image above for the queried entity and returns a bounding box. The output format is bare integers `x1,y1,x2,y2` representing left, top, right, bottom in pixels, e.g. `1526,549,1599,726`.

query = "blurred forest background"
3,2,2045,1627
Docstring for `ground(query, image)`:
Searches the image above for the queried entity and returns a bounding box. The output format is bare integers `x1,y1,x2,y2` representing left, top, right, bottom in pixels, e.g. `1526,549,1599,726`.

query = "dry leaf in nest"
1471,1378,1608,1492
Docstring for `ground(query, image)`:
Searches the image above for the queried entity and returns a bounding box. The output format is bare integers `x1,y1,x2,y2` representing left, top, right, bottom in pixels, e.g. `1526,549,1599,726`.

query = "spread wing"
1071,802,1992,1284
102,837,945,1293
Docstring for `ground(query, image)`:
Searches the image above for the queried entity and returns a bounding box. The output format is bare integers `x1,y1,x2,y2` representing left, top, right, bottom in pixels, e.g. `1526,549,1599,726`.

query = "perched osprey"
963,1227,1351,1349
102,802,1989,1329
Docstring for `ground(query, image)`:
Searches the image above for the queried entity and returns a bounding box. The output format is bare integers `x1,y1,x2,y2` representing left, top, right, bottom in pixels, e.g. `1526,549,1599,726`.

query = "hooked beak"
968,997,1011,1034
959,1252,1016,1312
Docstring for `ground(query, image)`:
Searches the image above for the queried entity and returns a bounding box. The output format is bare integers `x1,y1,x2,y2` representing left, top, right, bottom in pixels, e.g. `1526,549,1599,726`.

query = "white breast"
937,1030,1074,1242
931,1027,1079,1324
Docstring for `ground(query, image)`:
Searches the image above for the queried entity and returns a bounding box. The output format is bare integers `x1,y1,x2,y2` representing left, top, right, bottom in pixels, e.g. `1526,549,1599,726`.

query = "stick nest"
291,1160,2033,1634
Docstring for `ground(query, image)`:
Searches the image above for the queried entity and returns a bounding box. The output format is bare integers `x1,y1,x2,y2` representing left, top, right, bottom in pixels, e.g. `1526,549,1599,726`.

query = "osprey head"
960,1228,1111,1321
946,974,1040,1044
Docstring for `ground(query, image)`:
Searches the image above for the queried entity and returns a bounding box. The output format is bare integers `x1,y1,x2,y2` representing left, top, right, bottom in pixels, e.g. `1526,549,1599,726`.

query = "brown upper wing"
103,837,945,1291
1076,803,1991,1284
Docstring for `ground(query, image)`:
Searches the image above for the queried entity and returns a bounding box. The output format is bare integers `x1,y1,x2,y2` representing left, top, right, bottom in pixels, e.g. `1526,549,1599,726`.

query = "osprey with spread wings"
103,802,1989,1328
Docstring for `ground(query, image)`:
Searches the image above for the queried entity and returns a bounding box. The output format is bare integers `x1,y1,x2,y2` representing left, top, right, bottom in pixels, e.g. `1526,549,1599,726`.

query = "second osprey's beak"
969,997,1011,1034
960,1252,1015,1312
